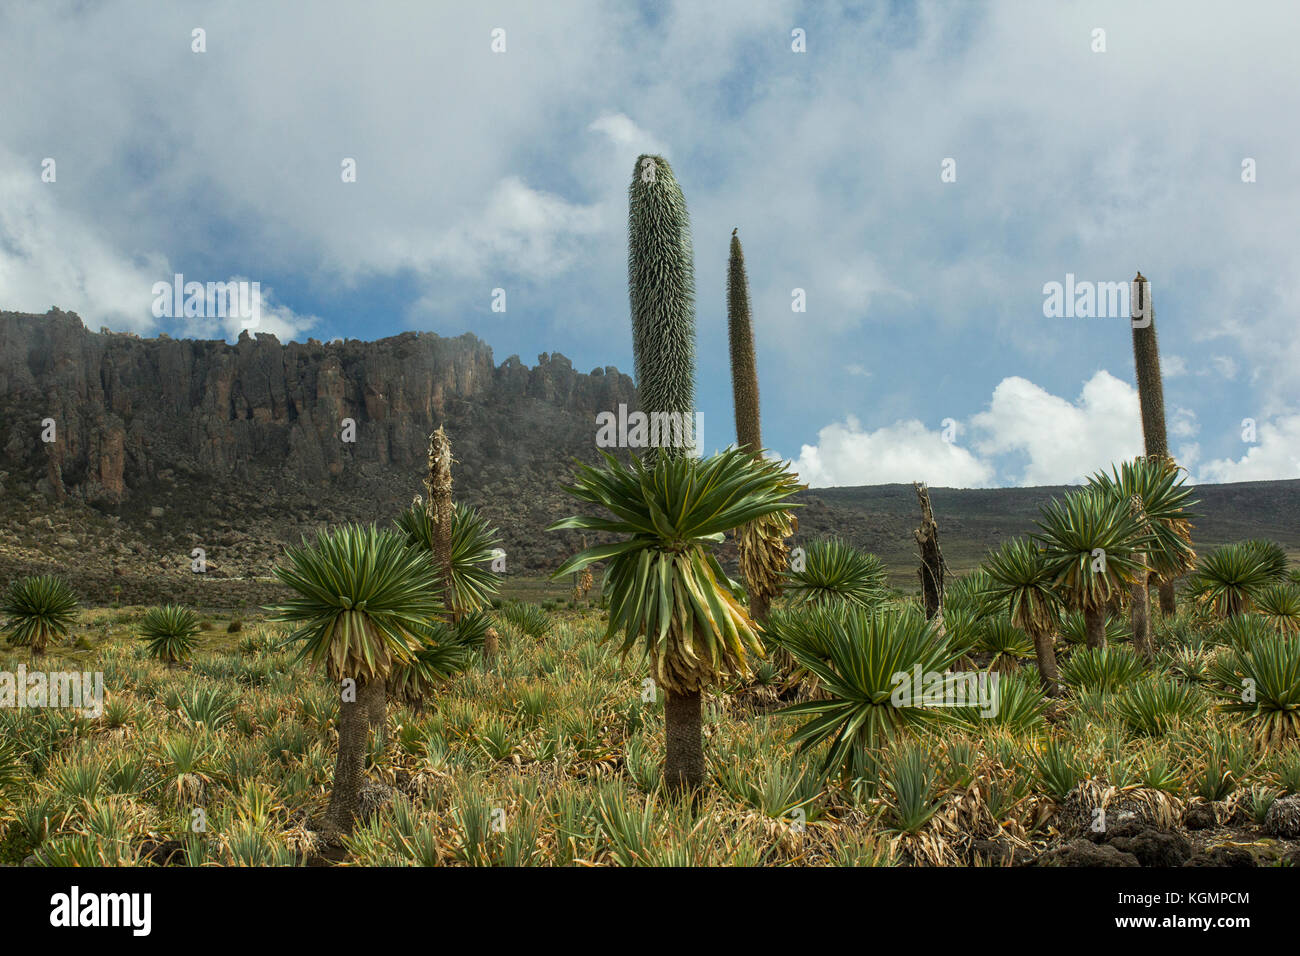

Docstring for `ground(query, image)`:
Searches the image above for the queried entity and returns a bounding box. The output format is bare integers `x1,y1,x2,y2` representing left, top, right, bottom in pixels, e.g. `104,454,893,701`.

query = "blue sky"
2,0,1298,488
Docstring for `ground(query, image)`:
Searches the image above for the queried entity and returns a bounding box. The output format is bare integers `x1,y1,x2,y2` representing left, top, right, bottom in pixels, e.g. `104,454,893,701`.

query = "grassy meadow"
3,577,1299,868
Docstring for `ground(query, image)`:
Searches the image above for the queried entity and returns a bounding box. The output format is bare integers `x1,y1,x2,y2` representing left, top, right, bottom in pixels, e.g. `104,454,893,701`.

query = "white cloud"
793,371,1297,489
1170,406,1199,440
788,416,995,489
970,371,1144,486
1196,414,1300,483
1209,356,1238,380
200,282,317,344
1161,353,1243,382
794,370,1153,489
0,150,167,332
421,176,606,280
1176,442,1201,476
588,113,669,157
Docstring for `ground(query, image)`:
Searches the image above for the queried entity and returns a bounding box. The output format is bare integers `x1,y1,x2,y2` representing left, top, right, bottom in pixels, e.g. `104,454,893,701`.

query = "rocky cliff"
3,309,1297,610
0,309,637,604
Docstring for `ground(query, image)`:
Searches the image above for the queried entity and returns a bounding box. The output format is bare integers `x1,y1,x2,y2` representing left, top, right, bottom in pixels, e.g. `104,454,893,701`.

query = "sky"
1,0,1298,489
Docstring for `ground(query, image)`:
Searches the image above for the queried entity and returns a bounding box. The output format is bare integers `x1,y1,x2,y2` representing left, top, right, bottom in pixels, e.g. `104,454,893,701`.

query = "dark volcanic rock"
1034,841,1140,867
1183,801,1217,831
1183,846,1258,867
1103,821,1192,867
1,309,633,501
0,309,637,602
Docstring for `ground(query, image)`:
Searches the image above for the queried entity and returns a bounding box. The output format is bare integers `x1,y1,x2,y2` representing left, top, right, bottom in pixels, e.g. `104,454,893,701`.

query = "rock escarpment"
0,309,636,602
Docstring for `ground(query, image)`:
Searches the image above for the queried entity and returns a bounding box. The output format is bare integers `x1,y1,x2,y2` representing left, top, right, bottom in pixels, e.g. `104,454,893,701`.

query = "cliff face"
8,310,1294,610
0,309,637,601
1,308,633,500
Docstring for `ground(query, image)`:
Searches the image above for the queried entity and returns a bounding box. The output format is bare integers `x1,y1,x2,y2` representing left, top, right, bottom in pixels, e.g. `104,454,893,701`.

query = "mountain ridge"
1,310,1296,606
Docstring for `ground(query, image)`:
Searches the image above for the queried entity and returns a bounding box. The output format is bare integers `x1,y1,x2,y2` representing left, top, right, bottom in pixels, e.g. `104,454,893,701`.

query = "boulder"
1034,841,1140,867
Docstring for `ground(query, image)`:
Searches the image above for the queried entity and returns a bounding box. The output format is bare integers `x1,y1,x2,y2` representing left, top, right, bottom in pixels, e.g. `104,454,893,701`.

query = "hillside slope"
795,480,1300,588
1,310,1295,606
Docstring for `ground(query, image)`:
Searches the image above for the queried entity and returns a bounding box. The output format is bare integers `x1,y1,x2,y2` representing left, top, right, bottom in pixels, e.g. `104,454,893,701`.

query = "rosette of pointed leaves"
1208,621,1300,745
783,538,888,608
268,525,445,683
1059,646,1145,694
1035,488,1150,613
1058,609,1128,647
549,447,801,694
1115,676,1204,737
138,605,202,665
1242,539,1290,583
1088,456,1197,585
1189,543,1275,619
979,616,1036,672
394,502,503,614
771,603,957,780
386,611,486,708
983,537,1063,639
1,575,78,655
983,537,1066,692
1217,613,1273,650
945,568,1002,623
1255,584,1300,636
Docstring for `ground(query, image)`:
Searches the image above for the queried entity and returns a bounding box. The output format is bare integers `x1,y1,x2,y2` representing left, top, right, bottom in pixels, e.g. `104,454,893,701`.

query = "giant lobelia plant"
551,448,800,792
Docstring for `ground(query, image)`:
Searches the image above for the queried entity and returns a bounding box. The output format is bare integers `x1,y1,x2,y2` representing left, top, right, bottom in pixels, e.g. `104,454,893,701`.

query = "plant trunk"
750,591,771,623
663,689,704,795
366,676,387,752
913,483,945,623
1084,605,1107,649
324,677,382,840
1131,561,1153,660
1030,628,1061,696
483,625,500,661
1157,580,1176,616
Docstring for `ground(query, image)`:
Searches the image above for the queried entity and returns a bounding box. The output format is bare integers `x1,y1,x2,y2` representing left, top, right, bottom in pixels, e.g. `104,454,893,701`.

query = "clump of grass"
1184,727,1257,802
176,684,237,731
1032,737,1085,802
498,602,552,640
1060,645,1145,694
0,738,27,802
1136,743,1183,795
1272,745,1300,795
1114,677,1204,737
880,743,943,835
